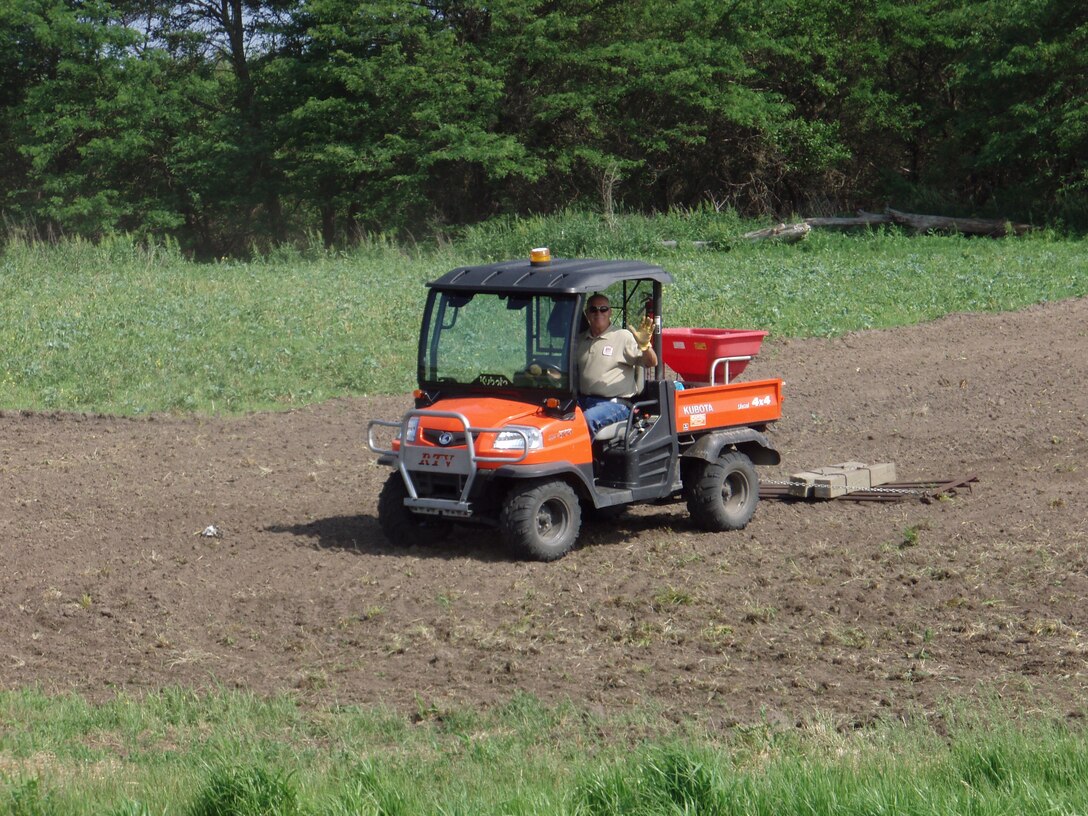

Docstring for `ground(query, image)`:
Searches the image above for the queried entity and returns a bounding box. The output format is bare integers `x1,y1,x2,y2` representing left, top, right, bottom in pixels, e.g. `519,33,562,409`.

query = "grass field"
2,213,1085,415
4,688,1088,815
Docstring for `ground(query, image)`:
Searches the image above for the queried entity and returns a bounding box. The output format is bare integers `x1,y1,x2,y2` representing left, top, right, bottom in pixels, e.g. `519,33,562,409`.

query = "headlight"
493,425,544,451
398,416,420,442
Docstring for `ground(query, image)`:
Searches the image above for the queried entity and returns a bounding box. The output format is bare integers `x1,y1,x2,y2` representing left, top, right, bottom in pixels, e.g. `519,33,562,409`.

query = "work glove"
628,315,654,351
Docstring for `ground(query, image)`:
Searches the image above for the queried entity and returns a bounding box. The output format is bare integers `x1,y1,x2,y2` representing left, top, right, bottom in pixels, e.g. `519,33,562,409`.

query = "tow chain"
757,478,798,487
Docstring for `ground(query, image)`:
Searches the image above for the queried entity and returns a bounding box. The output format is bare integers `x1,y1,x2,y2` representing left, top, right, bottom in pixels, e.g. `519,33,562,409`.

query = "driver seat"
594,419,628,446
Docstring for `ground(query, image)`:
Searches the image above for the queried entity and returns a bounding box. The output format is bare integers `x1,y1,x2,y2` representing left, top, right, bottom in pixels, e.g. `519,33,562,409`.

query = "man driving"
576,293,657,437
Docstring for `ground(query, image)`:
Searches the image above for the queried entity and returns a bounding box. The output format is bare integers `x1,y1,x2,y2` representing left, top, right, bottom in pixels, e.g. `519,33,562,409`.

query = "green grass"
0,237,429,414
3,689,1088,815
2,215,1085,414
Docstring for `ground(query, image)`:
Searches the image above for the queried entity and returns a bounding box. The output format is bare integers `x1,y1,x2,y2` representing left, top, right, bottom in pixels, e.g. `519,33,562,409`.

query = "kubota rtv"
368,251,783,560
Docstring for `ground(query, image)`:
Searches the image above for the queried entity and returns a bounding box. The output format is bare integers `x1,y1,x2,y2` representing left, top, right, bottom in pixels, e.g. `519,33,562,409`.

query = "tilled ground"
2,297,1086,727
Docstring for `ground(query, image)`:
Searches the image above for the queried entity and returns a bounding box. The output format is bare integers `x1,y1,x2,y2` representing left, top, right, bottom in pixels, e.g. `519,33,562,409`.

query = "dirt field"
2,297,1086,728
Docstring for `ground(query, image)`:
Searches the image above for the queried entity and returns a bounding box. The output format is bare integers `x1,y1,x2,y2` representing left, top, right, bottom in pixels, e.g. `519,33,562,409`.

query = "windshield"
419,291,576,392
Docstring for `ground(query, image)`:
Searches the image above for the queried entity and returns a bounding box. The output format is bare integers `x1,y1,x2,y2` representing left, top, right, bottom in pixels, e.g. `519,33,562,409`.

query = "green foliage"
945,0,1088,221
0,778,55,816
454,207,746,259
187,766,300,816
1,222,1085,415
0,236,431,413
572,745,729,815
4,689,1088,815
2,0,1086,252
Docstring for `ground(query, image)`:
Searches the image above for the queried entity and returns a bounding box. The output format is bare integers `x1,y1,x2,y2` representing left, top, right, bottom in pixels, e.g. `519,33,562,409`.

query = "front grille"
422,429,464,447
421,429,480,447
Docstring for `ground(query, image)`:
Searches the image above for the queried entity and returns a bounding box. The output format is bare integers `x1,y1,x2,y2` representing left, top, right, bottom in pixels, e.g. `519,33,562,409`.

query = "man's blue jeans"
578,395,631,438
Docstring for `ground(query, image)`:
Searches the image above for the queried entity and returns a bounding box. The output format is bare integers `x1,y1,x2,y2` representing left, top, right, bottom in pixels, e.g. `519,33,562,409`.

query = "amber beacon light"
529,246,551,266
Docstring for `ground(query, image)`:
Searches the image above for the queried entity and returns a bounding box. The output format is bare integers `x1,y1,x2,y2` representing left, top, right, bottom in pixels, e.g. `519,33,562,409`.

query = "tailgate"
673,378,783,433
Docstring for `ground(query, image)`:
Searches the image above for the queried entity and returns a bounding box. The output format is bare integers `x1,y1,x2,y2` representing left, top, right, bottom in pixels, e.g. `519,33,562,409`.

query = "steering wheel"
522,361,563,383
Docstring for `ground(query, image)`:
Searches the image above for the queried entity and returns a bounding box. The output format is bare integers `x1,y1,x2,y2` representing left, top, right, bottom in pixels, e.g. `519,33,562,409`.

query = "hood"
422,396,543,429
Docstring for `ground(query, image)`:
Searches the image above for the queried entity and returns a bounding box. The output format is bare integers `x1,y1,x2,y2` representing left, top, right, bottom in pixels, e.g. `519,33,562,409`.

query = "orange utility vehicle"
367,251,784,561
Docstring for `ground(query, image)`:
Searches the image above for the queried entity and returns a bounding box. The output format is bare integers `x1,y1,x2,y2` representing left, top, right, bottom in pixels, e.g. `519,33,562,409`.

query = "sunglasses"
586,305,611,314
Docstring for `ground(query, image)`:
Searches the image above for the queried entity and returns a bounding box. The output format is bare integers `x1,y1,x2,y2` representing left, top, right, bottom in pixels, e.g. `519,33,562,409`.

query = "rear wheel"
685,451,759,532
500,480,582,561
377,471,451,547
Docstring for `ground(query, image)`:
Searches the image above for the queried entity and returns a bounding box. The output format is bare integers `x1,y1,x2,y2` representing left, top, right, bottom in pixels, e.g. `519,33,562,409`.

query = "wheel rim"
722,470,750,511
535,497,570,542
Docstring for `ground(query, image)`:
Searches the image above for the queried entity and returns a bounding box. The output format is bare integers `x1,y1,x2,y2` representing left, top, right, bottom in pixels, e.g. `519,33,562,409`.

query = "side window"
597,281,653,329
536,297,574,357
517,296,574,389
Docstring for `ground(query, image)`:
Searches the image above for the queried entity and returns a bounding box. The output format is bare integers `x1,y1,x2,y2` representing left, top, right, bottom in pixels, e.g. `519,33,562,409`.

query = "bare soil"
3,298,1086,728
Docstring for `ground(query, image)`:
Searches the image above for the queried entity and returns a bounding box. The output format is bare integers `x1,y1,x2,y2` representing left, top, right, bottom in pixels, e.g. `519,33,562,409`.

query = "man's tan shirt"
577,326,642,398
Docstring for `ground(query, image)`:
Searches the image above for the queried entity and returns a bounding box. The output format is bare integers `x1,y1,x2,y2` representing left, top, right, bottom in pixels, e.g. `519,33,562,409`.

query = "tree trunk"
320,204,336,249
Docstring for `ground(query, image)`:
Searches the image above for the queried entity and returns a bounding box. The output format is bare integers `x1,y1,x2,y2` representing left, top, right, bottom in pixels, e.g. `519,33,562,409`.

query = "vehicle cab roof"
427,257,672,295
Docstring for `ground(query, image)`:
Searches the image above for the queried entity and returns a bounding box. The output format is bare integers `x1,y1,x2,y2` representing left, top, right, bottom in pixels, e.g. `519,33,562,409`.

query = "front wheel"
684,451,759,532
500,480,582,562
377,471,452,547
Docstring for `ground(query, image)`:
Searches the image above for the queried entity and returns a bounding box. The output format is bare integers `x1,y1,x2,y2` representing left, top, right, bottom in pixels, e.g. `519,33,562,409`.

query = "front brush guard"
367,409,531,517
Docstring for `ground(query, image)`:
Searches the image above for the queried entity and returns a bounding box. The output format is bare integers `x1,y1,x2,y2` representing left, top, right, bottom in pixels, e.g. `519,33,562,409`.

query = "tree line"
3,0,1085,256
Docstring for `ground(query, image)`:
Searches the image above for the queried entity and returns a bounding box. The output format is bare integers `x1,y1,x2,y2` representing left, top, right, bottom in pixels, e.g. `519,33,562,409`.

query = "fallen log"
743,208,1035,244
800,209,1035,236
803,213,892,229
743,222,811,243
885,208,1035,236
